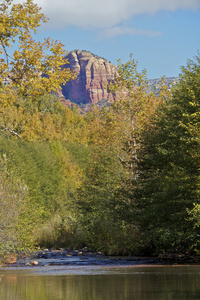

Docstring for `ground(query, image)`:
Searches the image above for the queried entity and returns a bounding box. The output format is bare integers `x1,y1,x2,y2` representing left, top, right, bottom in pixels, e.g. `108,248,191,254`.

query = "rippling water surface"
1,265,200,299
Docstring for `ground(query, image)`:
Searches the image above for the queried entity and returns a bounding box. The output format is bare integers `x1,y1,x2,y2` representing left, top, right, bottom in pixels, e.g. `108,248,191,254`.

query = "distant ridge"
147,77,179,89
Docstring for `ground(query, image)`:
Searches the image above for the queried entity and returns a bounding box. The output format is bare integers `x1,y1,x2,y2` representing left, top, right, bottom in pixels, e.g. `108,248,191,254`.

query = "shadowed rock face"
61,50,117,104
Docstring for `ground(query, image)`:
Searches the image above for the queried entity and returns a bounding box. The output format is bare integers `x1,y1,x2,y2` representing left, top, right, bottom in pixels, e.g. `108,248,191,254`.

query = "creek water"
1,264,200,300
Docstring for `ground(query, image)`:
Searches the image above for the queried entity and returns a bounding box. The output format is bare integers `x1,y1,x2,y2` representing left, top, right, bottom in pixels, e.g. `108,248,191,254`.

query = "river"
1,264,200,299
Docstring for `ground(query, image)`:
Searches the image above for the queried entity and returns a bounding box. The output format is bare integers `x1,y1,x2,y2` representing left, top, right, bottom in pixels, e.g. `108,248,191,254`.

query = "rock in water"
30,261,39,266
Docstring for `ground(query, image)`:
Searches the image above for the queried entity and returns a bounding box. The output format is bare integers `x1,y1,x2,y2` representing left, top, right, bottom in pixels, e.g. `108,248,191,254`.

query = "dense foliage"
1,2,200,261
0,156,37,261
133,54,200,254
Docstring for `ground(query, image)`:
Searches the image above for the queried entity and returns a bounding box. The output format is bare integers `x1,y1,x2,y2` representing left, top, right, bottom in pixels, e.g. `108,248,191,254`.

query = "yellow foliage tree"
88,54,171,179
0,0,80,140
0,0,75,99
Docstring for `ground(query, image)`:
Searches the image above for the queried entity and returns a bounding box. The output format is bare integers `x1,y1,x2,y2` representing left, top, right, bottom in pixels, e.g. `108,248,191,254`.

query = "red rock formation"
61,50,117,105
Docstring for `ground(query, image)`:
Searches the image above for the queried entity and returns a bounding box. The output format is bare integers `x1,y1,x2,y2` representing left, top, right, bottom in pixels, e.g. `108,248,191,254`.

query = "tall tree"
0,0,75,100
134,53,200,254
77,146,135,254
76,55,169,254
106,54,169,179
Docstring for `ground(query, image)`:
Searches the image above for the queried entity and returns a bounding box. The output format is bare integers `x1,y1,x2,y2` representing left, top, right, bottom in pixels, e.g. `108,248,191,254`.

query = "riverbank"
2,248,200,268
2,248,157,268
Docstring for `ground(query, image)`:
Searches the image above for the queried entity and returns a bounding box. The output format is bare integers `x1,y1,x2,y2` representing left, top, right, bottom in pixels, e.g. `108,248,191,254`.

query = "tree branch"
2,127,22,139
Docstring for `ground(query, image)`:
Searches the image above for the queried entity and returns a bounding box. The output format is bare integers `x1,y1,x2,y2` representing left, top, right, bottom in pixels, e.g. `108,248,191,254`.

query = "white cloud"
12,0,200,39
100,26,162,38
31,0,200,29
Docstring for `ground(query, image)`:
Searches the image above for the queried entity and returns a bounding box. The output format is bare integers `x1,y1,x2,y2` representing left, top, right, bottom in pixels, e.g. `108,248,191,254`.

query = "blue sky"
15,0,200,79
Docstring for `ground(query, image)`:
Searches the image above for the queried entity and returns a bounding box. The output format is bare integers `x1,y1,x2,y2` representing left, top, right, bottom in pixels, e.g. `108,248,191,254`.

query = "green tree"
0,137,67,213
0,136,92,249
77,147,137,254
0,155,38,262
76,55,170,254
134,53,200,254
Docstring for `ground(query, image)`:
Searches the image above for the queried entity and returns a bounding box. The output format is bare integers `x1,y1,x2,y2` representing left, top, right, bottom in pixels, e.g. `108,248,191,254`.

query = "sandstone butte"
61,50,118,105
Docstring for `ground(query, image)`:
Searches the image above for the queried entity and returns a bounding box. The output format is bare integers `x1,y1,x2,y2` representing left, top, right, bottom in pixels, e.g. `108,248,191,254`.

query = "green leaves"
0,155,38,259
134,53,200,254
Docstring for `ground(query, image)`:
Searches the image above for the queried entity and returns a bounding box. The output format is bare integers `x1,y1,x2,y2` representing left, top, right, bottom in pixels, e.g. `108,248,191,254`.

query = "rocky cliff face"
61,50,117,105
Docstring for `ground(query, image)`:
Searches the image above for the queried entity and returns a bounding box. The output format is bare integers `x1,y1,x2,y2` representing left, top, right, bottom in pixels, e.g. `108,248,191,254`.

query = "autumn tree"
86,55,169,196
0,0,75,98
76,55,170,254
89,54,170,185
0,0,77,139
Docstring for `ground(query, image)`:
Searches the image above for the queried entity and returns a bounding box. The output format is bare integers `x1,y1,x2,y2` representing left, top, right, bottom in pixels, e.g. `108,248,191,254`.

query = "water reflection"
1,266,200,300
